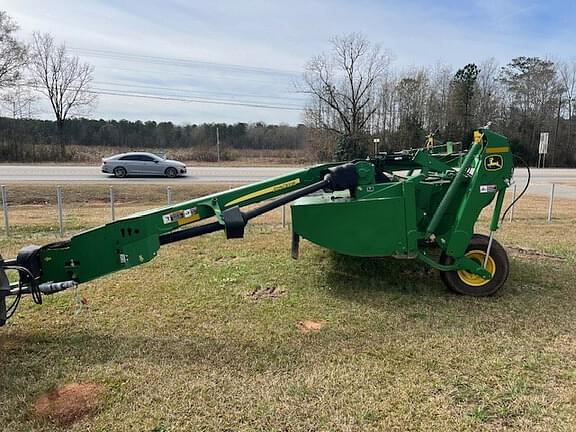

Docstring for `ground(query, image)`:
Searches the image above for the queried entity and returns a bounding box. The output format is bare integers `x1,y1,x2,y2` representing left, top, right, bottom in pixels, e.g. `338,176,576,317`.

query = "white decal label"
162,207,198,224
480,184,498,193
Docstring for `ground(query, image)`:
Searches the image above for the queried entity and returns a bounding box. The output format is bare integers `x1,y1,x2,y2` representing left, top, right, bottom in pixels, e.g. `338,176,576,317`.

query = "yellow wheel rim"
457,250,496,287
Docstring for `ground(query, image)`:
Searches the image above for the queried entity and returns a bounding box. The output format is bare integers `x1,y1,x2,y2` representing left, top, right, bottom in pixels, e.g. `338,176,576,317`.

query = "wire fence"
0,182,573,239
0,183,293,238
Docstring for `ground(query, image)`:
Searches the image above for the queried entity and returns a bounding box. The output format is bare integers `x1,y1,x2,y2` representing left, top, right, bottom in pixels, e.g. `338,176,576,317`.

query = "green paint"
38,128,513,285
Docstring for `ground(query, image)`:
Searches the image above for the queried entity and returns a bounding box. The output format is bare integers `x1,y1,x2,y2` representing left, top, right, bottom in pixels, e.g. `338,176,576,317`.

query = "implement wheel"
440,234,509,296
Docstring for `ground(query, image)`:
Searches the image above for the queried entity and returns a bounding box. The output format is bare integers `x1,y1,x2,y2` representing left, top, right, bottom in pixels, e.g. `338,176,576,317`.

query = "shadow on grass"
0,326,306,404
319,250,571,306
322,251,448,299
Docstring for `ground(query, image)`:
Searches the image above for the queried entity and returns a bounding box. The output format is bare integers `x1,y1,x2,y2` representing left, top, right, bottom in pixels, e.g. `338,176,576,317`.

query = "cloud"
6,0,575,124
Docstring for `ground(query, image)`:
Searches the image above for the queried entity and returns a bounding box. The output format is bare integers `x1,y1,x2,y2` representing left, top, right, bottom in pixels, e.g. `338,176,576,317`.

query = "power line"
25,83,303,111
89,87,302,110
27,47,308,113
69,47,302,77
92,80,305,103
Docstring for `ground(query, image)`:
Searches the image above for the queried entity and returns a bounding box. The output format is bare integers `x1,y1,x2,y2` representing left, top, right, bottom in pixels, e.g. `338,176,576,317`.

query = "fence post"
509,184,517,222
547,183,555,223
109,186,115,222
56,185,64,237
1,185,9,237
167,186,172,206
282,205,286,228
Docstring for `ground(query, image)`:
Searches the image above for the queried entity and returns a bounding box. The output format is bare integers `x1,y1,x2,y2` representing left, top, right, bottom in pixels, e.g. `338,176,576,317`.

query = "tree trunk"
57,119,65,159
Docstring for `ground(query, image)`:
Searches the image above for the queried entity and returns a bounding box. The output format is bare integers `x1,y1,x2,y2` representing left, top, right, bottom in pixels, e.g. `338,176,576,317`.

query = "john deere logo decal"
484,155,503,171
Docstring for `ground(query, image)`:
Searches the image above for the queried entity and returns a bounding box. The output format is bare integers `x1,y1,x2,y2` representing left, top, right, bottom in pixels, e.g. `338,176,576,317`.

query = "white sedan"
101,152,187,178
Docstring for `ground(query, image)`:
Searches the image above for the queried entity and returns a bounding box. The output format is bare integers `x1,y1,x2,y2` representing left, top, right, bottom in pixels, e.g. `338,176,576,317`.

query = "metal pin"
484,231,495,269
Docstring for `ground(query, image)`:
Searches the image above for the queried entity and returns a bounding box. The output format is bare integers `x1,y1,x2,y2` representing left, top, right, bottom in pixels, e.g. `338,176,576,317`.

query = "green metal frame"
290,128,513,279
11,128,514,290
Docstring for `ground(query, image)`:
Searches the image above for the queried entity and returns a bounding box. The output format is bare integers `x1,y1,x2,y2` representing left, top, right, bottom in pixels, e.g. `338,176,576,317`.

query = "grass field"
0,187,575,431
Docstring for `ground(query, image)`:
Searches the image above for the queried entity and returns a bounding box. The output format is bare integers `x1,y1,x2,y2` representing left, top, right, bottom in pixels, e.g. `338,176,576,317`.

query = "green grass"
0,199,575,431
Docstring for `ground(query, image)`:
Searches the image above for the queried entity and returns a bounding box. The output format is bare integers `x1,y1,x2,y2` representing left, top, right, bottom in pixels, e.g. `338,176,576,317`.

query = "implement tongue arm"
0,162,359,325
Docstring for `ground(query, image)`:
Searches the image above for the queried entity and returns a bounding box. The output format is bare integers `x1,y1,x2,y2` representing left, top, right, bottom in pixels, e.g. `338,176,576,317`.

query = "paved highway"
0,165,294,184
0,164,574,198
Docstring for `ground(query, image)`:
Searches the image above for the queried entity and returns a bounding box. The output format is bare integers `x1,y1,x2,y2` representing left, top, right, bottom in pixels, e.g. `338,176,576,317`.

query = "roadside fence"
0,183,572,238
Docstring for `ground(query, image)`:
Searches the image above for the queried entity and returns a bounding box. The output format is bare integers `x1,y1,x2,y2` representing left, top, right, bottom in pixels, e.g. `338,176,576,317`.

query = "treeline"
372,58,574,166
0,117,307,161
1,13,575,166
303,34,576,166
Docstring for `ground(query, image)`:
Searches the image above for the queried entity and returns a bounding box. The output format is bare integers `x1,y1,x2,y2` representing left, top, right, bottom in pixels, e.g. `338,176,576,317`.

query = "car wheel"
165,167,178,178
113,166,127,178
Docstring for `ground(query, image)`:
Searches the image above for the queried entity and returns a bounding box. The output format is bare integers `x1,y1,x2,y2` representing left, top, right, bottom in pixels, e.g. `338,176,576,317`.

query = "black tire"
165,167,178,178
439,234,509,296
113,166,127,178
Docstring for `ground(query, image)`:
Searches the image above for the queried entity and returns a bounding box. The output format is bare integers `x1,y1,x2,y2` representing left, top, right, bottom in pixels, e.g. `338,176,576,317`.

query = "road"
0,164,575,198
0,165,294,184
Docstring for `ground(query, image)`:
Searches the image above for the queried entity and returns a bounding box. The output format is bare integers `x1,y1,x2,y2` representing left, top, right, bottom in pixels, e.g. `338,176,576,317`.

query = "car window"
118,154,156,161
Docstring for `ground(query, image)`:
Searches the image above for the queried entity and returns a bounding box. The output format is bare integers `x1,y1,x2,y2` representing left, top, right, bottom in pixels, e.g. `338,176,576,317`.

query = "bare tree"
375,72,399,147
426,63,452,133
0,11,27,89
499,57,562,156
28,32,97,155
476,58,503,127
302,33,391,158
558,60,576,146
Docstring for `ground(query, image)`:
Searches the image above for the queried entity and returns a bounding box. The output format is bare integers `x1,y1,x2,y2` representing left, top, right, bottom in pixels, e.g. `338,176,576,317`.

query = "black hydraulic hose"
0,264,38,324
500,154,531,223
159,178,331,246
159,163,358,247
242,178,330,221
159,221,223,245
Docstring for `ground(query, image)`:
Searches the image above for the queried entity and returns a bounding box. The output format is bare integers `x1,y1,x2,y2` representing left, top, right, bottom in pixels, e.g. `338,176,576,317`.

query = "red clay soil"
33,382,103,426
296,319,325,334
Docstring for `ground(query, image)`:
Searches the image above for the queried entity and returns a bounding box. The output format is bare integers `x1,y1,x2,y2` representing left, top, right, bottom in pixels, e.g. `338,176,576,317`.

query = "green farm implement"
1,128,516,326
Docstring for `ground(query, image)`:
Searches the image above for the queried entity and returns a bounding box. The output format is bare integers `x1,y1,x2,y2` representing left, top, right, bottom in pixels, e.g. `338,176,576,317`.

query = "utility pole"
216,127,220,162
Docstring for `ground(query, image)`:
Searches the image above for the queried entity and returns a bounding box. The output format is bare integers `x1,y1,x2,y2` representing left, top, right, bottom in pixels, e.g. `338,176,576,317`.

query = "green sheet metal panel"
291,193,408,257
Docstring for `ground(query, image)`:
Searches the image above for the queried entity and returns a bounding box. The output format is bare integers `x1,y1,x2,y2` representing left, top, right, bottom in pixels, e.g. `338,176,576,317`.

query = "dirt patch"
247,286,286,300
296,320,325,334
33,382,103,426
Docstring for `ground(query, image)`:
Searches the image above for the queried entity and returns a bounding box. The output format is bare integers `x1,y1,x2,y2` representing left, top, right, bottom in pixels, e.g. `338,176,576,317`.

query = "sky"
2,0,575,125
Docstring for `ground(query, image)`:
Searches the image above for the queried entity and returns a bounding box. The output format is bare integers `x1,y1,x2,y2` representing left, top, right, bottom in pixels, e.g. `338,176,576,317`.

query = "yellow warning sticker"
162,207,199,225
225,178,301,207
